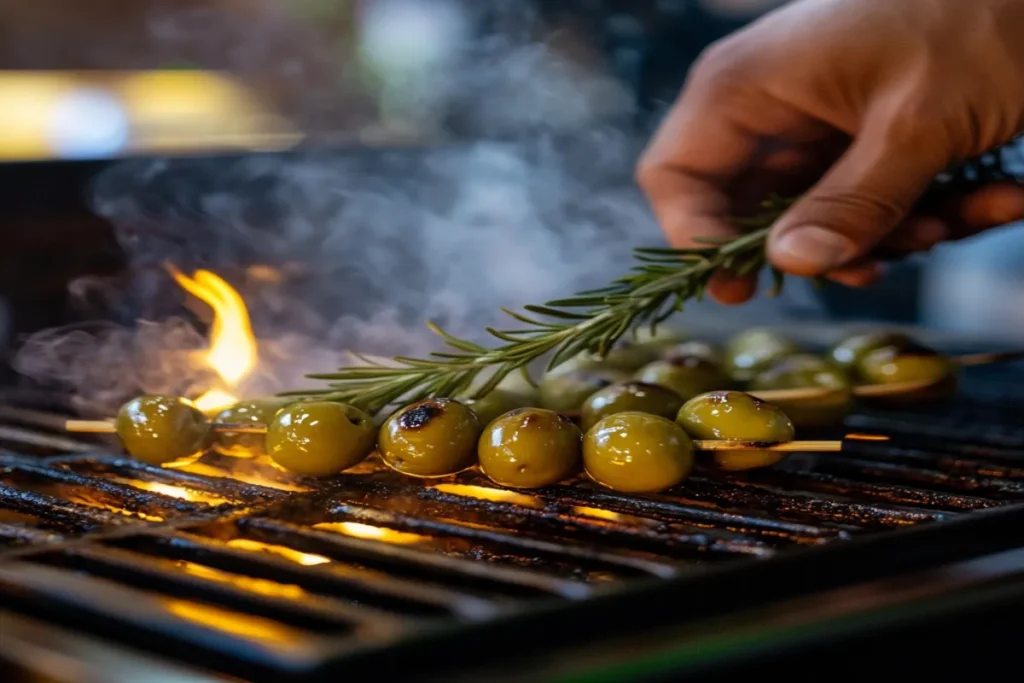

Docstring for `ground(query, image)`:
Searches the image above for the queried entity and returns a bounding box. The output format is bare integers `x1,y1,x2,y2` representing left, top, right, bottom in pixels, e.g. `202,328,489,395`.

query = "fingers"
939,180,1024,238
766,126,950,276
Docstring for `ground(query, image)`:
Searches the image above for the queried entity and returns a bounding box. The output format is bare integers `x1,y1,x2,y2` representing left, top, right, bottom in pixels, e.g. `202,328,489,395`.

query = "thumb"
767,129,949,275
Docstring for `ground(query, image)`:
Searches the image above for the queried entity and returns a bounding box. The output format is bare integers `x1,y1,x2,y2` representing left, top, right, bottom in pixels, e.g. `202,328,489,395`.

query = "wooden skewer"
64,420,266,435
65,418,880,452
953,349,1024,367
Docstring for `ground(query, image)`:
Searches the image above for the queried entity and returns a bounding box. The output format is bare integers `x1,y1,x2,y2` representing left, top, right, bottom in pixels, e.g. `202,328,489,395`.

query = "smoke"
11,2,673,414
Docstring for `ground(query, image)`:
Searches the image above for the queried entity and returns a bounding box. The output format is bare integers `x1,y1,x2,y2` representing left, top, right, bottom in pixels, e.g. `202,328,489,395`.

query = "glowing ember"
176,561,308,600
161,598,304,645
109,478,231,506
168,265,258,414
225,538,331,566
314,522,429,545
431,483,545,509
571,506,624,522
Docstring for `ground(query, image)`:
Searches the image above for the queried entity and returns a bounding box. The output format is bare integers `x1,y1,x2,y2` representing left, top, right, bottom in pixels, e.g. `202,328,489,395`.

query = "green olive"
583,412,694,493
631,326,688,352
265,401,375,476
634,357,729,401
537,369,629,413
478,408,582,488
580,381,685,432
494,371,540,405
550,338,662,376
723,329,799,382
116,395,211,467
857,342,957,403
378,398,482,477
676,390,795,471
465,389,529,427
749,354,854,428
828,331,914,372
214,397,292,457
662,341,721,364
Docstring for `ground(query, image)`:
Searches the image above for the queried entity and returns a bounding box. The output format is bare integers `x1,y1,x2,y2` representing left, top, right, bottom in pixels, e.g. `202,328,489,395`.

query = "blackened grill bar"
0,376,1023,682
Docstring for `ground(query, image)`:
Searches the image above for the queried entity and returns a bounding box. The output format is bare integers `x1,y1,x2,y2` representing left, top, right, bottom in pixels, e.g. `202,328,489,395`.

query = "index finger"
636,72,763,248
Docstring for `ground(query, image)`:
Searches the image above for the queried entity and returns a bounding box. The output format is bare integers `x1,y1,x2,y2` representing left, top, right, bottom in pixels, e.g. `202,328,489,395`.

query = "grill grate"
1,367,1023,682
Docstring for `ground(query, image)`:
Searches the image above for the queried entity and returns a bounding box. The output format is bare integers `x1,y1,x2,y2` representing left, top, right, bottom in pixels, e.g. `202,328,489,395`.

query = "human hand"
637,0,1024,303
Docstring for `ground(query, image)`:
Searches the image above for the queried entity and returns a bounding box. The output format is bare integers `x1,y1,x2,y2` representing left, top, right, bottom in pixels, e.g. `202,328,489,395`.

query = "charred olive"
723,329,799,382
676,390,795,471
537,369,629,413
478,408,582,488
580,381,685,432
583,412,694,493
214,397,291,457
857,342,957,403
266,402,375,476
829,331,914,372
749,354,854,427
116,395,211,467
378,398,482,477
634,356,729,401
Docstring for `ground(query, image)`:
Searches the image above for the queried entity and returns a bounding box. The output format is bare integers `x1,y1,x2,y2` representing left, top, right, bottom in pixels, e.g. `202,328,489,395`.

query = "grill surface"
0,361,1023,682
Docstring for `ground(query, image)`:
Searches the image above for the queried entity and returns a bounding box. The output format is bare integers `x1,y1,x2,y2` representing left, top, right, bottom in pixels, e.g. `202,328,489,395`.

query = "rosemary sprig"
290,197,796,413
286,137,1023,415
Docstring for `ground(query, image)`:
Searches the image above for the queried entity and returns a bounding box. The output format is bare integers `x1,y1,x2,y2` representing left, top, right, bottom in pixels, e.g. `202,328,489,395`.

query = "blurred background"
0,0,1021,395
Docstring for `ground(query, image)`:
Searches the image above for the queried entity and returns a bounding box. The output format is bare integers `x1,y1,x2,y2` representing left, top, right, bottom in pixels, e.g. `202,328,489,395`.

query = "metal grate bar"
26,545,404,635
68,458,287,504
0,561,327,676
520,482,848,542
242,518,594,600
0,522,61,546
739,469,1004,512
110,532,500,619
664,476,950,528
332,477,777,559
803,457,1024,501
325,501,683,579
0,482,131,531
839,442,1024,479
3,462,223,516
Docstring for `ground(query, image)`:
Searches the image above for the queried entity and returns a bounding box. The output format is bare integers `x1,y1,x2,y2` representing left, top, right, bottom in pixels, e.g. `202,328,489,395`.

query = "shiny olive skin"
214,397,291,457
465,389,530,427
116,395,211,467
378,398,482,477
580,381,685,432
749,354,854,428
266,401,375,476
662,341,722,365
538,369,629,413
676,390,795,471
583,412,694,493
857,343,957,403
634,357,729,401
723,329,799,382
829,331,914,372
478,408,582,488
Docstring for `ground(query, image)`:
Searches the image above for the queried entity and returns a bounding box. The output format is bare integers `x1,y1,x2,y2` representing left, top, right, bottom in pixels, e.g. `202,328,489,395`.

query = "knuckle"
687,38,753,96
803,191,908,231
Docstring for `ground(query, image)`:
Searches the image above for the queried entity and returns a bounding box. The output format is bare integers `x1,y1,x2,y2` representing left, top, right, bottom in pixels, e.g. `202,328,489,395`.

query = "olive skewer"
64,417,858,452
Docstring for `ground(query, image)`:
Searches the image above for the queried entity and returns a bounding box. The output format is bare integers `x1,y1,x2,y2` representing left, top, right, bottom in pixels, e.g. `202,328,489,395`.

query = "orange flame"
168,266,258,414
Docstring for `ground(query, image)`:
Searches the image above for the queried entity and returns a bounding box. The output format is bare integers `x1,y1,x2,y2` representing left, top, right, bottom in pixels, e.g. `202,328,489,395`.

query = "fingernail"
771,227,859,273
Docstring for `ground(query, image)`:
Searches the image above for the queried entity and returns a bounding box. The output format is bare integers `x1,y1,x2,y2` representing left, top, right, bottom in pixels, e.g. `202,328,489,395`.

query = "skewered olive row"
111,326,958,493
